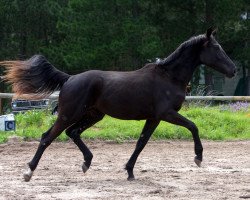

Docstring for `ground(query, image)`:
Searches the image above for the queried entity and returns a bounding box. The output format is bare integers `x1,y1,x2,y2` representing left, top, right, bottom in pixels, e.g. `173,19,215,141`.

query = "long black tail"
0,55,70,99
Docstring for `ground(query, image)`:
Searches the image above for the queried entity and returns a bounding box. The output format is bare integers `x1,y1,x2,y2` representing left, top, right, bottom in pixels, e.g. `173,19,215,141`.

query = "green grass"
0,105,249,143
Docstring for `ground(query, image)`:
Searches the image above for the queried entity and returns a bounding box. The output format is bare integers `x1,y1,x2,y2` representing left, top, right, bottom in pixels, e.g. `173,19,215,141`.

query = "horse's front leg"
125,120,160,180
162,110,203,167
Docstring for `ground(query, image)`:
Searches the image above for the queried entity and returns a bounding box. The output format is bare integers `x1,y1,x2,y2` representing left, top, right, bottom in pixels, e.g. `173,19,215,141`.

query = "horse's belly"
95,99,154,120
106,110,151,120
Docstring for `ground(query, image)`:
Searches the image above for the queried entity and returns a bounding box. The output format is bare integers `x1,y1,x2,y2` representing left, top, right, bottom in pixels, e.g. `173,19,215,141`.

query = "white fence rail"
0,93,58,100
185,96,250,101
0,93,249,101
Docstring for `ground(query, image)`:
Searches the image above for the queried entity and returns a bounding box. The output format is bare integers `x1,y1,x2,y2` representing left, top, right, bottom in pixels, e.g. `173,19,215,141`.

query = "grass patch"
0,104,249,143
181,106,250,140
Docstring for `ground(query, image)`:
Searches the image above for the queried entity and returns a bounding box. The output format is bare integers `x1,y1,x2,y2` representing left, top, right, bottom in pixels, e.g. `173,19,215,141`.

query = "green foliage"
181,106,250,140
14,110,56,139
0,0,248,71
0,106,249,143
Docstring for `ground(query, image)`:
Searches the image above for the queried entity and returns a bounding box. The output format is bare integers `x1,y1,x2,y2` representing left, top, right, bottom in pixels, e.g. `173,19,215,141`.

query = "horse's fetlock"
85,153,93,162
28,162,36,171
195,143,203,153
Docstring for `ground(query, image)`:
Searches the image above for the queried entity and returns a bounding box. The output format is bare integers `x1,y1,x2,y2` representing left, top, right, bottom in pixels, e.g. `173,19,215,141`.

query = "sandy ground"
0,140,249,200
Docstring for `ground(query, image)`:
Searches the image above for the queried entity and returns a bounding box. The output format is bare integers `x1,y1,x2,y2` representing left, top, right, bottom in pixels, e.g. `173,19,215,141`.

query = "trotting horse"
0,28,236,181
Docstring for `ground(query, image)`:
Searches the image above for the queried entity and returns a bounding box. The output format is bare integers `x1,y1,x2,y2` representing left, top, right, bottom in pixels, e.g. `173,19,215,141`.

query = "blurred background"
0,0,249,96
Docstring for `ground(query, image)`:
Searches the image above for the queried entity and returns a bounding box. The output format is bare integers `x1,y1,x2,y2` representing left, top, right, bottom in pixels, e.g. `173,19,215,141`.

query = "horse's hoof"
82,163,89,173
23,168,33,182
127,176,135,181
194,157,202,167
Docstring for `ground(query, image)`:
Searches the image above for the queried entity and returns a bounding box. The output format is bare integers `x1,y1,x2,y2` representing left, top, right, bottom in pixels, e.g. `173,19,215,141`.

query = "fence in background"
0,93,58,100
185,96,250,101
0,92,249,114
0,93,249,101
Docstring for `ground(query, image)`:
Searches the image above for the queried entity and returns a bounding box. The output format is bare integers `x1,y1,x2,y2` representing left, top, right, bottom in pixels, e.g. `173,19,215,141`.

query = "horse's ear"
212,28,217,36
206,27,213,38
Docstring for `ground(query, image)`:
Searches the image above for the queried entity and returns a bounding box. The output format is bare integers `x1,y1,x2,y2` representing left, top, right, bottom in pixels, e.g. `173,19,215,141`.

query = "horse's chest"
158,88,185,111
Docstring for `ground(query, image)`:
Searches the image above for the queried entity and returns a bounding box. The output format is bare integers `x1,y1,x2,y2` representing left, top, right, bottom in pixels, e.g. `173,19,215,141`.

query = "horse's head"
200,28,236,78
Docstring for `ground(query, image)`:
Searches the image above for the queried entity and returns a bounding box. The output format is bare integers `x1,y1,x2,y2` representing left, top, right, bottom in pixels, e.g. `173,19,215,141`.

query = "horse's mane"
156,34,206,66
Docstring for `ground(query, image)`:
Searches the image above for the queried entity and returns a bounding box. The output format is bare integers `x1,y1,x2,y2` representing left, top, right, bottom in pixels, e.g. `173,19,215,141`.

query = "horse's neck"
164,48,201,86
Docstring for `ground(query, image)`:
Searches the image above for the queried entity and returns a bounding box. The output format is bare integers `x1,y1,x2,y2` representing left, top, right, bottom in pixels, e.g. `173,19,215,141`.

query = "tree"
44,0,164,72
0,0,248,86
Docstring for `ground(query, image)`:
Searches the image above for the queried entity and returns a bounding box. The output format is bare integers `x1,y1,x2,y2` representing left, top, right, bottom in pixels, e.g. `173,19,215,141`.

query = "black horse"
0,28,236,181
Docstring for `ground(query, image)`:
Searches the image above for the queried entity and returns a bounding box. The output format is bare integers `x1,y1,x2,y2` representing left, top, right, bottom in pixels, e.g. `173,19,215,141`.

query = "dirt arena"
0,140,249,200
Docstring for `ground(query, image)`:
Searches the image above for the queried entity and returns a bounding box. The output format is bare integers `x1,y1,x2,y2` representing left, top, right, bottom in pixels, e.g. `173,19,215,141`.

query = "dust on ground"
0,140,249,200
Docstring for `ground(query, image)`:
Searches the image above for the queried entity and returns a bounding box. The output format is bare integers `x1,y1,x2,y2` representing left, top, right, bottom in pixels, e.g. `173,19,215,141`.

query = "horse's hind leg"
66,111,104,173
23,118,68,182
